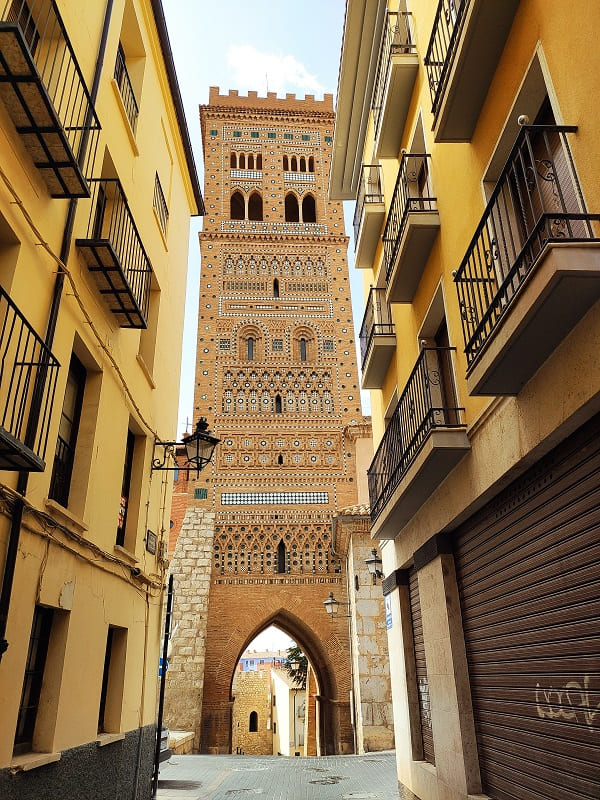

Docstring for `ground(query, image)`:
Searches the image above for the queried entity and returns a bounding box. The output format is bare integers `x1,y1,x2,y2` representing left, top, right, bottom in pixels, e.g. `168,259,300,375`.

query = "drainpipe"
0,0,114,662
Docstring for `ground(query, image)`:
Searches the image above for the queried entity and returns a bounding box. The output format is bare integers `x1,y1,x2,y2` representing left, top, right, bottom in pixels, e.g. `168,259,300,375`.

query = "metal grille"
153,172,169,236
424,0,466,116
368,347,464,523
383,153,437,284
114,43,139,133
454,413,600,800
408,567,435,765
0,285,59,471
372,11,416,139
358,287,394,369
0,0,100,196
353,164,384,247
454,125,600,368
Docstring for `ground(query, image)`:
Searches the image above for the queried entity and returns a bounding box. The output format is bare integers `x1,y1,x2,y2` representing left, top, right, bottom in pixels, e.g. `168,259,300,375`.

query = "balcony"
424,0,520,142
372,11,418,159
0,0,100,197
353,165,385,269
359,288,396,389
454,125,600,396
383,153,440,303
368,347,469,539
0,285,59,471
76,179,153,329
114,43,139,134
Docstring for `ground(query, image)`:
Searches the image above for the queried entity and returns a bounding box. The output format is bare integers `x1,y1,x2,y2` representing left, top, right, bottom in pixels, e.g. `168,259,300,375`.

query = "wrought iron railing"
353,164,384,247
383,153,437,283
114,42,139,133
359,287,394,369
153,172,169,237
84,178,152,322
0,285,59,469
0,0,100,186
454,125,600,367
424,0,467,116
372,11,416,138
368,347,464,522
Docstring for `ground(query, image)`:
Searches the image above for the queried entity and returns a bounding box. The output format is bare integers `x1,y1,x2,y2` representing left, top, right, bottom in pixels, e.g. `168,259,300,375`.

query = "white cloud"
227,44,328,97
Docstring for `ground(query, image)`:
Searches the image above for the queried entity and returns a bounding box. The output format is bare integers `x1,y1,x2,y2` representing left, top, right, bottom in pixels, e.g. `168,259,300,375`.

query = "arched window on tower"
302,194,316,223
308,156,315,172
278,454,283,465
277,540,286,573
300,338,307,361
249,711,258,732
285,193,299,222
283,155,289,171
230,152,237,168
247,154,254,169
248,192,263,221
230,191,244,220
247,337,255,360
257,154,263,169
273,278,279,298
290,155,298,172
239,153,246,169
299,156,306,172
275,394,282,413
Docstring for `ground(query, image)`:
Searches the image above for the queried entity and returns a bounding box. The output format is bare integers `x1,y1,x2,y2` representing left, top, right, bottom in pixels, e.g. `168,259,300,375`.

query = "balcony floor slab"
386,211,440,303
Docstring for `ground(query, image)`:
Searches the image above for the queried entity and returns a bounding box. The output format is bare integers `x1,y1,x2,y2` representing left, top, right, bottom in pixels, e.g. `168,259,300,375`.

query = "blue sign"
159,657,169,677
385,594,393,630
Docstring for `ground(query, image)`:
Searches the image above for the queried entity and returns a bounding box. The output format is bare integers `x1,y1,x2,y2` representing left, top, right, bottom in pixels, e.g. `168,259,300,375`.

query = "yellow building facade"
0,1,202,797
331,2,600,800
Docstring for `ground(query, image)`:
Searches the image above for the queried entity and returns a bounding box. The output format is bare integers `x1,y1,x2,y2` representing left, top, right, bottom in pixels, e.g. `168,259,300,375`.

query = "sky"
161,0,368,436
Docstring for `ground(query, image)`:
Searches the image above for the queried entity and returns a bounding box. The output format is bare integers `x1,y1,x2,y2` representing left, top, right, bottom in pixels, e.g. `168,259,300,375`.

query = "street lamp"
151,418,219,476
365,548,383,583
323,591,350,618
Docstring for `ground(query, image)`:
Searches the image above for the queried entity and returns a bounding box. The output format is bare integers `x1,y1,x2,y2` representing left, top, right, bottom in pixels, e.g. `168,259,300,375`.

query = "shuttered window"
408,567,435,765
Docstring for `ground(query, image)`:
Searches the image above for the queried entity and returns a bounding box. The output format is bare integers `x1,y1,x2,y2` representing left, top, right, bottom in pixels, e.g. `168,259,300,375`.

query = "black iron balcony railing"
153,172,169,237
0,285,59,471
424,0,466,116
454,124,600,367
114,42,139,134
383,153,437,283
0,0,100,197
368,347,464,522
372,11,416,139
359,287,394,369
77,178,152,329
353,164,384,247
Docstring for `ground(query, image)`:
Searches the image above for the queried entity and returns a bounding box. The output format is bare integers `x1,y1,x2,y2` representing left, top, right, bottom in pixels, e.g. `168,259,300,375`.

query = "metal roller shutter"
408,567,435,765
454,414,600,800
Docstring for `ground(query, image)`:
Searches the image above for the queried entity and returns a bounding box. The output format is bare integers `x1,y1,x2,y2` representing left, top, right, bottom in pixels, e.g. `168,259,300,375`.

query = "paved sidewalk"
156,751,399,800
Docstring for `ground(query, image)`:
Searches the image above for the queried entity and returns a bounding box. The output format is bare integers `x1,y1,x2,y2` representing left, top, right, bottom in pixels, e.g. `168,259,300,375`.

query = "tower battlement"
207,86,334,113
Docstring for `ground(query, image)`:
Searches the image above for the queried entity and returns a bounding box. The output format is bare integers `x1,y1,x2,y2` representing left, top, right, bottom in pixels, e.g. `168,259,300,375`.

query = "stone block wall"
231,671,273,755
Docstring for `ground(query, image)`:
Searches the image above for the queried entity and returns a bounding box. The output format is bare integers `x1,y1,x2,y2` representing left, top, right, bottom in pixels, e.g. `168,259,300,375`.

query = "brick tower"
166,87,362,755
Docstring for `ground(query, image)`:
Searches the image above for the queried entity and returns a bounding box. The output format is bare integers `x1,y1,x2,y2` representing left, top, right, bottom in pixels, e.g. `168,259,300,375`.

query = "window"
256,154,263,169
115,1,146,133
299,157,306,172
230,153,236,168
14,606,53,755
308,156,315,172
291,156,298,171
116,430,135,546
273,722,277,734
249,711,258,732
277,454,283,465
285,194,299,222
275,394,282,413
277,540,286,573
248,192,263,221
268,132,276,139
300,338,307,362
284,133,293,140
49,355,86,507
324,340,334,352
98,626,127,734
247,337,255,360
210,129,218,136
230,191,244,220
302,135,309,141
247,154,254,169
273,278,279,298
283,155,289,171
302,194,316,223
233,131,242,138
251,131,259,138
194,488,208,500
239,153,246,169
272,339,283,351
153,173,169,236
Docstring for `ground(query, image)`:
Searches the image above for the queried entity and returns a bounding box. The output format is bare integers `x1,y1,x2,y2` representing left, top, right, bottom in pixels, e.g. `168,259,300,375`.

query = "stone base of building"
0,725,156,800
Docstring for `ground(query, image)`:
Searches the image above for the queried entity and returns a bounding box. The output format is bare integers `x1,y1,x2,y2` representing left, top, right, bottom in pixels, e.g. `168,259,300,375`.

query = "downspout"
0,0,114,661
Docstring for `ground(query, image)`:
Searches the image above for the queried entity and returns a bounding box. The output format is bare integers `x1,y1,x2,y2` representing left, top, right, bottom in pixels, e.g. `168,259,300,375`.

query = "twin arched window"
284,193,316,223
230,191,263,221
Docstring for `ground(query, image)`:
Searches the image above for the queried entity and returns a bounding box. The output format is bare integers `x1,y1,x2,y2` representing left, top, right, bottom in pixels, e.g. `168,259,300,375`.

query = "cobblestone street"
156,751,399,800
